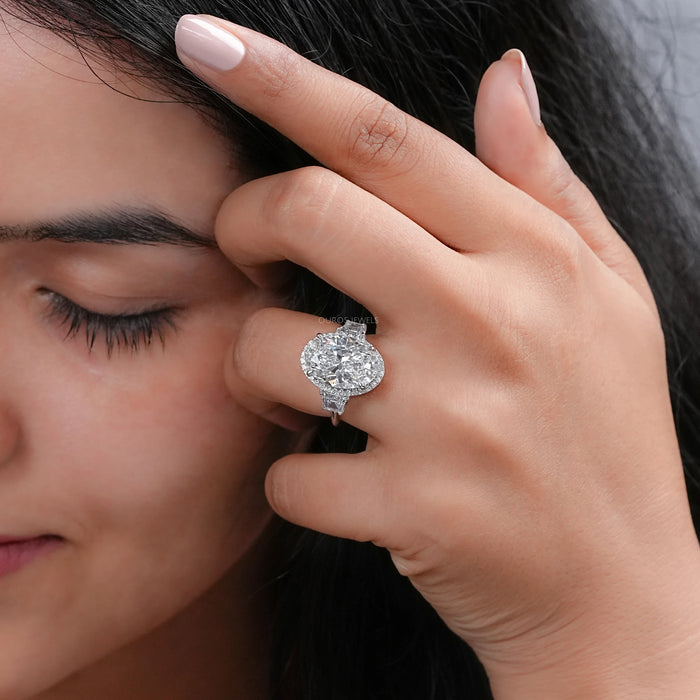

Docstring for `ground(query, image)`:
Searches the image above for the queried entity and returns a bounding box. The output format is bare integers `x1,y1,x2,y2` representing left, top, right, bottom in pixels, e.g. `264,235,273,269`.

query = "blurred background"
617,0,700,164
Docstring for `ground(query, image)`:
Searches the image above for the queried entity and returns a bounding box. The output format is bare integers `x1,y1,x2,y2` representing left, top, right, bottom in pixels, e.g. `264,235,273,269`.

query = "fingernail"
501,48,542,126
175,15,245,72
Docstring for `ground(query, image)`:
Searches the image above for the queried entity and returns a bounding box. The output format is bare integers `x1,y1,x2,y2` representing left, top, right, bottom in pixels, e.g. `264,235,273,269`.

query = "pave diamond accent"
300,320,385,416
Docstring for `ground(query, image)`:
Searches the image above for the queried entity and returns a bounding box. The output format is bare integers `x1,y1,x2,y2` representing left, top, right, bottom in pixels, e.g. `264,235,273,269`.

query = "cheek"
16,306,288,609
30,330,278,552
73,364,269,533
0,323,290,698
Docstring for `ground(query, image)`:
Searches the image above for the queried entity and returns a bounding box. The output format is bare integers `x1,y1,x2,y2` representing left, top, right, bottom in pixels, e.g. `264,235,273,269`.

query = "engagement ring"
300,320,385,426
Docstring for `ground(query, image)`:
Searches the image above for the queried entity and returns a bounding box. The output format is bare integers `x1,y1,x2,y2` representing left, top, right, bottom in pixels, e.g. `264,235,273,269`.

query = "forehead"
0,12,240,233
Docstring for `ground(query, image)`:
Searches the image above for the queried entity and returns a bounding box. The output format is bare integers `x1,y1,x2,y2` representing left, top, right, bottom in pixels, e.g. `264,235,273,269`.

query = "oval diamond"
300,321,385,400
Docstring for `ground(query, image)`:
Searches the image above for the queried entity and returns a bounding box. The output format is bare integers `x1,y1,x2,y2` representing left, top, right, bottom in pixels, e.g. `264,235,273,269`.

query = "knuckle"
526,218,584,289
265,454,301,517
475,275,550,381
345,97,416,173
441,383,511,452
263,166,339,237
547,154,579,205
546,153,604,233
214,188,246,257
389,538,439,579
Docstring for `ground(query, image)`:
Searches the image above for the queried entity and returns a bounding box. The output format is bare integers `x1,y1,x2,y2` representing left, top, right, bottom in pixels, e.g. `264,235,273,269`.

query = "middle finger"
216,165,471,321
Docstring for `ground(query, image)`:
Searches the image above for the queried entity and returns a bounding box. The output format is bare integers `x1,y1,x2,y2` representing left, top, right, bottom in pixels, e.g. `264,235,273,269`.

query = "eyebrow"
0,209,217,248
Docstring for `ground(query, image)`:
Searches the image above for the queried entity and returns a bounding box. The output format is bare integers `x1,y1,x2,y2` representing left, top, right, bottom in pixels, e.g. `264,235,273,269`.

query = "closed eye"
40,289,180,357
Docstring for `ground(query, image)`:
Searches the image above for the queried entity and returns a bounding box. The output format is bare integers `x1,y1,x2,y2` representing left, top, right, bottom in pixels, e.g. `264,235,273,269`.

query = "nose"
0,406,20,465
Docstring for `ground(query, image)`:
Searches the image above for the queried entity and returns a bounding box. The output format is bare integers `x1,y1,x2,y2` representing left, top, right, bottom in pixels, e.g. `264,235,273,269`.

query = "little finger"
475,50,657,312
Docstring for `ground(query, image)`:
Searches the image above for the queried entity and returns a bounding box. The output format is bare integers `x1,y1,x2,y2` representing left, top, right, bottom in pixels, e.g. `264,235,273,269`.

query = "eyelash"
41,290,179,356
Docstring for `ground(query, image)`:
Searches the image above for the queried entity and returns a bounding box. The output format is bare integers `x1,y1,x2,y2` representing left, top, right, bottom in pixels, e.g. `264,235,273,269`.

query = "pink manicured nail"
175,15,245,72
501,48,542,126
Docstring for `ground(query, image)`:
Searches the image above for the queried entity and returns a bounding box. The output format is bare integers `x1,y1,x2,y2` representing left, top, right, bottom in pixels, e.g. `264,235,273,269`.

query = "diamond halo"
300,320,385,424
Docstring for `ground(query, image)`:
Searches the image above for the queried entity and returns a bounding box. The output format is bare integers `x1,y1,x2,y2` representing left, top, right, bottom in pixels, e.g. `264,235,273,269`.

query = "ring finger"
226,306,391,435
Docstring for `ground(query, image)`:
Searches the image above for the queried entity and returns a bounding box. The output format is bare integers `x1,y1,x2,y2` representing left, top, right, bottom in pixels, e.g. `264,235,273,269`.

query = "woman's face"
0,13,291,698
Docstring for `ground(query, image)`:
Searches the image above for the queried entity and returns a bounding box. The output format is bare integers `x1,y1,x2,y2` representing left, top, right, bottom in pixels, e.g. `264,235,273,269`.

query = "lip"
0,535,64,578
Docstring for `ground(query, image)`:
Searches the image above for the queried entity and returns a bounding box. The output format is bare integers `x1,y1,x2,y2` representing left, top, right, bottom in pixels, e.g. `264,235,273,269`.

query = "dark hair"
4,0,699,697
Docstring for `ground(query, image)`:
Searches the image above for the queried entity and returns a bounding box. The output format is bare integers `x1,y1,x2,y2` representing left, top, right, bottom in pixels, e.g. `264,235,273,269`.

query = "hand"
175,17,700,697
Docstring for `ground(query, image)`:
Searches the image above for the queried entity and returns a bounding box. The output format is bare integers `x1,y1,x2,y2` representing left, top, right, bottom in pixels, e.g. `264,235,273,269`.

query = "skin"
175,14,700,699
0,13,296,700
2,6,700,699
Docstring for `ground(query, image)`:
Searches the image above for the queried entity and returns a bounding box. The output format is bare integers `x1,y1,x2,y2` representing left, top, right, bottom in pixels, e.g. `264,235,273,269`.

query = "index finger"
174,14,537,254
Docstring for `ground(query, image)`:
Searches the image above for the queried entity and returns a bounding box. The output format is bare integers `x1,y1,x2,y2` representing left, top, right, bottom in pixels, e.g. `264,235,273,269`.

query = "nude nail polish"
501,48,542,126
175,15,246,72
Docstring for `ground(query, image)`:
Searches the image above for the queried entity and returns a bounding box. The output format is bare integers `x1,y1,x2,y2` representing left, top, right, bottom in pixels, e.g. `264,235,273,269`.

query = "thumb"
474,49,656,312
